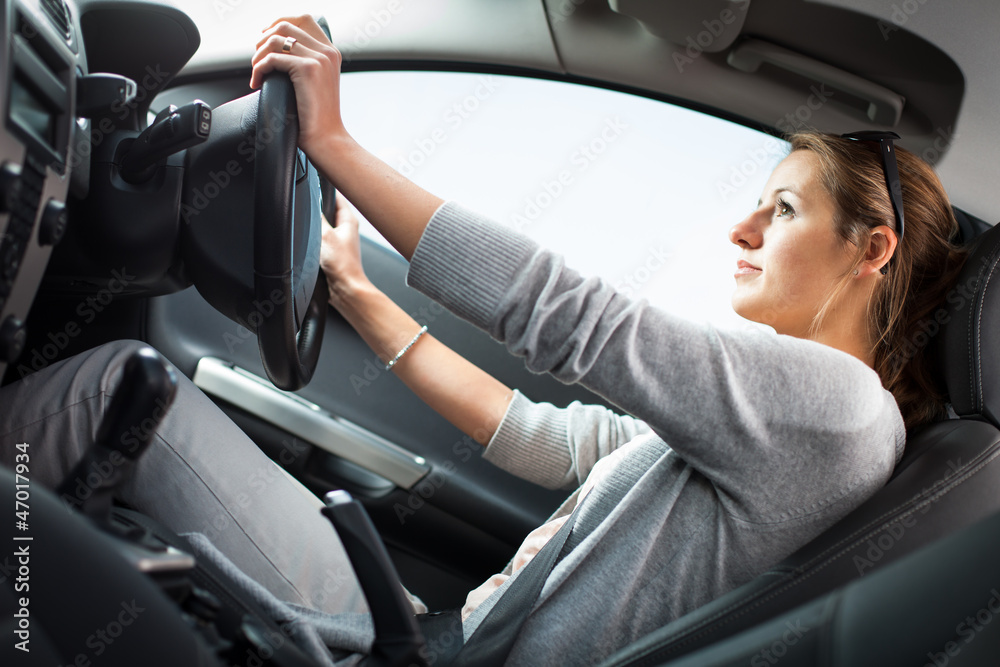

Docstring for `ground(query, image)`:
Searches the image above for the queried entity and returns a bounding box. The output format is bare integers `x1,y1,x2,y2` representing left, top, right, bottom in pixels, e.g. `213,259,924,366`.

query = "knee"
70,340,177,406
100,339,149,358
94,340,157,391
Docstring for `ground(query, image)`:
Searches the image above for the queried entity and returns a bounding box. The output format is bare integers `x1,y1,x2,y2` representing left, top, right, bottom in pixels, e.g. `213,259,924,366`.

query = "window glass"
341,71,789,331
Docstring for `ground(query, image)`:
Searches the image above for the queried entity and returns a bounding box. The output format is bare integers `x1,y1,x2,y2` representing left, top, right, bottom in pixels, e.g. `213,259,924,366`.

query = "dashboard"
0,0,284,385
0,0,83,380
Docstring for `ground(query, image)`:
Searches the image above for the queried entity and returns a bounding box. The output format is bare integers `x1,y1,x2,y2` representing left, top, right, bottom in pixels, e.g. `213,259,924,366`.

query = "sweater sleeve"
408,202,905,519
482,389,653,490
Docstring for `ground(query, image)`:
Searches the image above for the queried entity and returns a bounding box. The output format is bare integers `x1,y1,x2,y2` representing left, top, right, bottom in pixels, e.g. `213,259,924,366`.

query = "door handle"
193,357,430,489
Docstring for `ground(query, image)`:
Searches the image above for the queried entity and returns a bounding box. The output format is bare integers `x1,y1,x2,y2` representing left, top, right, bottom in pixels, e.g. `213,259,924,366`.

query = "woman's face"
729,150,856,337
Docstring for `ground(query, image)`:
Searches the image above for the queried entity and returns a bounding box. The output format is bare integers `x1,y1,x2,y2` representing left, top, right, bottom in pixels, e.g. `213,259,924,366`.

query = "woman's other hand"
320,193,370,310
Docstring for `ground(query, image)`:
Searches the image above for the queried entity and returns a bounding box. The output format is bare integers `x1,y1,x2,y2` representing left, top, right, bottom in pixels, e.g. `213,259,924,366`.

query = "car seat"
598,216,1000,666
622,504,1000,666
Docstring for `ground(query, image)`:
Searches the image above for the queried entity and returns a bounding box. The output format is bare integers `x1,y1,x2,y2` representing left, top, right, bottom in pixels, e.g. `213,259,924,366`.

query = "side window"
341,71,788,331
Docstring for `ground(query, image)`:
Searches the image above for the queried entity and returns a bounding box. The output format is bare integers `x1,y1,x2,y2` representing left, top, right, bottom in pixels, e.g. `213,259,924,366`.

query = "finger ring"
282,36,297,53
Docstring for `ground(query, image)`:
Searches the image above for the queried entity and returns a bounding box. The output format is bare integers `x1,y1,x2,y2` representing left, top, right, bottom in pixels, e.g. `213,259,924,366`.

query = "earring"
880,265,888,275
853,269,859,276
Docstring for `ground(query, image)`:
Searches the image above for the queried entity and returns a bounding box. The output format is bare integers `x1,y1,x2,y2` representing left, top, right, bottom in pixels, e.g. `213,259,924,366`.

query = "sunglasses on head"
841,131,905,244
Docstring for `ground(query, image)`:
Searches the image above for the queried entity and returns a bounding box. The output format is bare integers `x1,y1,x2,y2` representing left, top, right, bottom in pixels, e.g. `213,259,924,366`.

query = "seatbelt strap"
447,506,579,667
448,438,669,666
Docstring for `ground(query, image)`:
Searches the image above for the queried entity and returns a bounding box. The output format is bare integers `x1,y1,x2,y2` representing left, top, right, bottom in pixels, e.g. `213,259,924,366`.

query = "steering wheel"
252,73,328,390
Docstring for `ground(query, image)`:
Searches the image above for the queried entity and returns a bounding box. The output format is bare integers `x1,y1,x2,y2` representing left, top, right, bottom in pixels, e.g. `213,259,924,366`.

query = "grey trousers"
0,340,370,617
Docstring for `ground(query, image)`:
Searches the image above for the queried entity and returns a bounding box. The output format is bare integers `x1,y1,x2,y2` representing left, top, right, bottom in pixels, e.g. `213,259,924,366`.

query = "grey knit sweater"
406,201,906,666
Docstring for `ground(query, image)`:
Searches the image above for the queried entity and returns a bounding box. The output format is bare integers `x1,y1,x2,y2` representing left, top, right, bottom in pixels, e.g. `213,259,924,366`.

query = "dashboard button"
38,199,68,247
0,162,21,214
0,316,26,363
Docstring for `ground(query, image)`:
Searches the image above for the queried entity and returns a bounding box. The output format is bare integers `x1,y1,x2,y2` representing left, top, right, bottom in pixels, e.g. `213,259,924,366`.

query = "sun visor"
609,0,749,52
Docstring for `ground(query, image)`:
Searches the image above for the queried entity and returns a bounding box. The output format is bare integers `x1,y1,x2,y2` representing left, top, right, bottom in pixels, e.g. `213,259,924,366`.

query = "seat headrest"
936,221,1000,426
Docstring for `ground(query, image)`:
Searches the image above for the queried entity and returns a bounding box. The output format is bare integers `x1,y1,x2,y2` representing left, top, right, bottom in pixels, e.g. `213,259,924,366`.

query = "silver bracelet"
385,325,428,371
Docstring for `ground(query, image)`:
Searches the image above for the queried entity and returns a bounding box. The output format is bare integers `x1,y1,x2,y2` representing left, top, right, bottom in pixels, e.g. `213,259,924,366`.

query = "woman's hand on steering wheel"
251,15,443,262
250,15,346,161
320,193,372,311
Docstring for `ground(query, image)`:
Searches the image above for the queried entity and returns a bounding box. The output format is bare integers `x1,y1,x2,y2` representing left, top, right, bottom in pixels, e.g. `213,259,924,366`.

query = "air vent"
40,0,71,40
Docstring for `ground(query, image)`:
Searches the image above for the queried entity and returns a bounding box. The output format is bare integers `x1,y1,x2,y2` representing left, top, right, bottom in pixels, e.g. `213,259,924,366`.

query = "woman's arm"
322,197,512,445
250,16,901,513
251,17,515,443
250,15,441,259
322,198,651,484
405,202,905,509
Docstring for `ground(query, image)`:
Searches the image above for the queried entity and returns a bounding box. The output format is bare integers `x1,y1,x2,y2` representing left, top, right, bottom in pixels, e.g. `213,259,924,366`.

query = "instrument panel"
0,0,83,379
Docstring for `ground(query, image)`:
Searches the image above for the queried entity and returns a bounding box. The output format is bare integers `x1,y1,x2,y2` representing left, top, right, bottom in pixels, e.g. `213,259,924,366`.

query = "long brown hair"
789,132,968,432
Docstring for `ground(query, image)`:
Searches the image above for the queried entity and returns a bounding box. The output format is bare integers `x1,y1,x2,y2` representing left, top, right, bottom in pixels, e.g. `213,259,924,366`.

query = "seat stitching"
975,255,998,413
966,260,983,413
150,430,316,608
632,447,1000,664
0,391,104,440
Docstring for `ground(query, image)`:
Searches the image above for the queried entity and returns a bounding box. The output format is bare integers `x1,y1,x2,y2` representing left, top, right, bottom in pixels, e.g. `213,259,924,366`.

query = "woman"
0,13,967,667
246,14,966,664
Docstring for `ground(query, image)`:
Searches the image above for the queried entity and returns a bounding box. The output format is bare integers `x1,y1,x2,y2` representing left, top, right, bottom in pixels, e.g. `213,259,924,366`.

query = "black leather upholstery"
600,221,1000,667
644,508,1000,667
938,220,1000,426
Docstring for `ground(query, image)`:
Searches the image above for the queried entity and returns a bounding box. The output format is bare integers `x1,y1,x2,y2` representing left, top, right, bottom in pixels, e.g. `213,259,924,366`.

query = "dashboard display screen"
9,73,57,151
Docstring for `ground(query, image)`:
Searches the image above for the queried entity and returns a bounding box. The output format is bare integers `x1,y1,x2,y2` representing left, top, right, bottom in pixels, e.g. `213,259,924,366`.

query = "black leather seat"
600,217,1000,667
632,505,1000,666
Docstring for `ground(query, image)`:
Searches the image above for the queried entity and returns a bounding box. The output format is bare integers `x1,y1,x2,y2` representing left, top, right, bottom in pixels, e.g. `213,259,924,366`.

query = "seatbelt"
446,506,580,667
448,438,669,666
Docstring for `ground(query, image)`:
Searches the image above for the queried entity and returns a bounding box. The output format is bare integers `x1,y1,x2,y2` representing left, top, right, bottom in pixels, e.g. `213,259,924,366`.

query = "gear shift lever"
322,490,428,667
56,346,178,524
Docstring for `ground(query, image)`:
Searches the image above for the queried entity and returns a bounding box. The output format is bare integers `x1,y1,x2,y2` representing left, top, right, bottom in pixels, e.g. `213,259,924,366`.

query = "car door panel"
146,237,612,607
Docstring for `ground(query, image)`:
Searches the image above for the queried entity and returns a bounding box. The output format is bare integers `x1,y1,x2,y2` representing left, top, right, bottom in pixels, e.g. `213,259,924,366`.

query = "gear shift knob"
96,346,179,460
56,346,178,521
